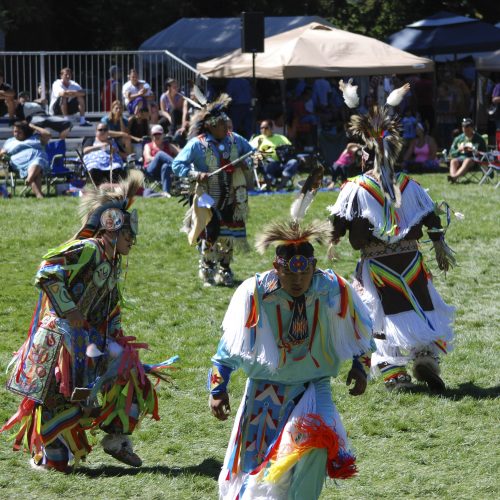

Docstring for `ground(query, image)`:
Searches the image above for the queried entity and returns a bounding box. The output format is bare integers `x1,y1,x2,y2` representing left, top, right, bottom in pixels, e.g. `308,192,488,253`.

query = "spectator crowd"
1,63,499,198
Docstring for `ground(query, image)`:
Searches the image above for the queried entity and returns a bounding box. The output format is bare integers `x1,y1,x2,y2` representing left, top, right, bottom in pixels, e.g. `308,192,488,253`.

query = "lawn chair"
462,134,491,184
0,154,15,197
478,131,500,188
44,139,84,196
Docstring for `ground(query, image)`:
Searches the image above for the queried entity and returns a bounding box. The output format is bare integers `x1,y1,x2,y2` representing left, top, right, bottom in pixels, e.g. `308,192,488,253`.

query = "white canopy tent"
197,22,434,78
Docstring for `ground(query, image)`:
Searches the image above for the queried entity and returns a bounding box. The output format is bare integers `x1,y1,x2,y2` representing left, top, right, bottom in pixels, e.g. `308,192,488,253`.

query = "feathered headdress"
188,85,232,139
75,170,144,239
255,219,331,255
339,79,409,207
255,162,327,259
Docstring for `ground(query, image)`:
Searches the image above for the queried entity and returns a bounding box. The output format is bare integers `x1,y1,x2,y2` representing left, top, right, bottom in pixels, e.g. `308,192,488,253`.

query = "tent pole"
251,52,257,136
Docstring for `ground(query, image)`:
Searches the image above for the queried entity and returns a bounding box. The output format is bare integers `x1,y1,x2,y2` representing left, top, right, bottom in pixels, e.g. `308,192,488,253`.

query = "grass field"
0,173,498,499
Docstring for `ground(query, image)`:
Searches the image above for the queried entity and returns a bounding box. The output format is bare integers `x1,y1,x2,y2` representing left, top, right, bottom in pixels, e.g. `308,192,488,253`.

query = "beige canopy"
197,22,434,78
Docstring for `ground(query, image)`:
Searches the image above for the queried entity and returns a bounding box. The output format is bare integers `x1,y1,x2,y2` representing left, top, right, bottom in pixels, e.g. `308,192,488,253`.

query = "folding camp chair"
478,132,500,188
44,139,84,195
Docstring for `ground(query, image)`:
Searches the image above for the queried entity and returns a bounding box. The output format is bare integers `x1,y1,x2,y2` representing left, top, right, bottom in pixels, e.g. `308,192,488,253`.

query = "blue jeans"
145,151,173,192
264,159,299,183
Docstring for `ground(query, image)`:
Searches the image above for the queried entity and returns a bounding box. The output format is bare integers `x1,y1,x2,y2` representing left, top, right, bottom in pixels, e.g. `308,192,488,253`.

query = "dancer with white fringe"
327,80,456,392
171,88,254,287
208,175,374,499
1,170,178,471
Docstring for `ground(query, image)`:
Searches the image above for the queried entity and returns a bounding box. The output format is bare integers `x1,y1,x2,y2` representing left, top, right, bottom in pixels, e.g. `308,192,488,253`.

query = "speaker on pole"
241,12,264,53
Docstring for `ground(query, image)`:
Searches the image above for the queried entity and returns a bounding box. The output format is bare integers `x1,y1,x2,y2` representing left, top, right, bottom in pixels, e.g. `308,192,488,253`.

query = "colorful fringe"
352,173,411,239
261,414,357,483
380,364,408,382
334,272,372,342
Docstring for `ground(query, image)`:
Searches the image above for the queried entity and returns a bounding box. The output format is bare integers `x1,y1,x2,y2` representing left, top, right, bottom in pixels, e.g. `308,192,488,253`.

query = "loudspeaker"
241,12,264,53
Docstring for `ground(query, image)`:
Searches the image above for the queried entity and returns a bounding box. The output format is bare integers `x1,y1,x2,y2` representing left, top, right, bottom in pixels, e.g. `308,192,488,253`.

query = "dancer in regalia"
1,170,177,471
172,90,254,287
208,201,374,498
328,80,456,391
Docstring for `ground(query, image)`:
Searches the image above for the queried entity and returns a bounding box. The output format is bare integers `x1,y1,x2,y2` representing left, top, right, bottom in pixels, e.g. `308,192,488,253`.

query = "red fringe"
294,414,357,480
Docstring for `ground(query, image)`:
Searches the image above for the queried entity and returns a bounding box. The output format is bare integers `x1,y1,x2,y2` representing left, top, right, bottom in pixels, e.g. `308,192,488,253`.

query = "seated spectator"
82,124,127,186
122,68,158,121
159,78,185,137
327,142,361,188
101,100,140,154
0,120,51,198
142,124,180,196
402,123,439,173
101,65,121,112
250,119,299,190
0,71,16,123
448,118,487,183
49,67,91,126
15,91,72,139
128,107,151,160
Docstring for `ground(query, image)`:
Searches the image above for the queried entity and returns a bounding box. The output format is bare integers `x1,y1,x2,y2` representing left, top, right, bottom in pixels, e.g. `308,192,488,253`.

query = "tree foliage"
0,0,497,51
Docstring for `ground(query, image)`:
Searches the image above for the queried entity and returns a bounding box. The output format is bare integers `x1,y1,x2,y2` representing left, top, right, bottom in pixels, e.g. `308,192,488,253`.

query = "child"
327,142,361,188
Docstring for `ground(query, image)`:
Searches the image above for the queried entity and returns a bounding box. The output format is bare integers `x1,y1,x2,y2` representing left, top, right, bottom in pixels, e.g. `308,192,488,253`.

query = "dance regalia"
172,130,253,281
328,172,455,379
1,238,162,469
209,269,373,499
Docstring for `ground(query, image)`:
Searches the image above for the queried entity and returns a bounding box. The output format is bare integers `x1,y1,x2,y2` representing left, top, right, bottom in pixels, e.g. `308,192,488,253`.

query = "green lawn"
0,174,498,499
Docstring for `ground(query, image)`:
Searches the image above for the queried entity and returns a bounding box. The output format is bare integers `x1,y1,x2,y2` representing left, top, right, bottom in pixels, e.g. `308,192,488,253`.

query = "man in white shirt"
122,68,157,120
49,67,90,126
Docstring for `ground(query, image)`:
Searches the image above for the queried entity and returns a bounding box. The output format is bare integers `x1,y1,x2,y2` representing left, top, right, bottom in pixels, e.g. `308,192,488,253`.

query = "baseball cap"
151,124,164,135
461,118,473,127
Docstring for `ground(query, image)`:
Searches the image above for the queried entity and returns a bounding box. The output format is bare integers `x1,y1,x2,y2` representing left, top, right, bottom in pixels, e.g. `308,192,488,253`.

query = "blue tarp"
139,16,334,66
388,11,500,56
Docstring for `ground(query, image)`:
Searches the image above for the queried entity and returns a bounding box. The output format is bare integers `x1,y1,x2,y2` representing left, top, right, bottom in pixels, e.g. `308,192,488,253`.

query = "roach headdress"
339,79,409,207
188,85,232,139
75,170,144,239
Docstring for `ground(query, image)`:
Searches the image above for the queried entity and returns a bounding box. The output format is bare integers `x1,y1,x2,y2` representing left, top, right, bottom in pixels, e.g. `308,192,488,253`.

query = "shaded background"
0,0,498,51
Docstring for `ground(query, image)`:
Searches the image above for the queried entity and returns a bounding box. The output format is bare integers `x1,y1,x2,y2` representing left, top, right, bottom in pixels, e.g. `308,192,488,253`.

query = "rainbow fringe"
369,253,435,331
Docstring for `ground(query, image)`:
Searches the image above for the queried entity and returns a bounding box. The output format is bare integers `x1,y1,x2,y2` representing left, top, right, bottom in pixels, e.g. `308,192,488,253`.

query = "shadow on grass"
389,382,500,399
74,457,222,479
440,382,500,400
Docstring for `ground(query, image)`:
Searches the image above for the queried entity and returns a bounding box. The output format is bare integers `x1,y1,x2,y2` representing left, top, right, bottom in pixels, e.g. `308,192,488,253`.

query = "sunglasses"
260,126,270,130
97,127,108,132
152,133,163,136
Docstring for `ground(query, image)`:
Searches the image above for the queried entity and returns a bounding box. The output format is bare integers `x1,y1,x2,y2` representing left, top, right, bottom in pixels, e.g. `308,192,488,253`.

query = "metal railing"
0,50,208,116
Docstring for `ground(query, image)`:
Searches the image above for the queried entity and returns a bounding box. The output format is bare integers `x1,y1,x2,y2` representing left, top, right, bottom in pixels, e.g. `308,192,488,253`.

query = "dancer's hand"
198,172,209,182
209,392,231,420
346,368,367,396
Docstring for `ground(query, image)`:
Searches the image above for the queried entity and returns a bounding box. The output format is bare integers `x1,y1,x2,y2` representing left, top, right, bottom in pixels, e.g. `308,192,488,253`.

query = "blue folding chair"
44,139,83,195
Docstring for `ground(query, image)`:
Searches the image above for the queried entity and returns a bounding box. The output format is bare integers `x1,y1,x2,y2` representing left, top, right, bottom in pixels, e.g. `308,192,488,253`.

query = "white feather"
290,190,315,221
179,92,202,109
339,78,359,109
192,84,207,106
386,83,410,107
